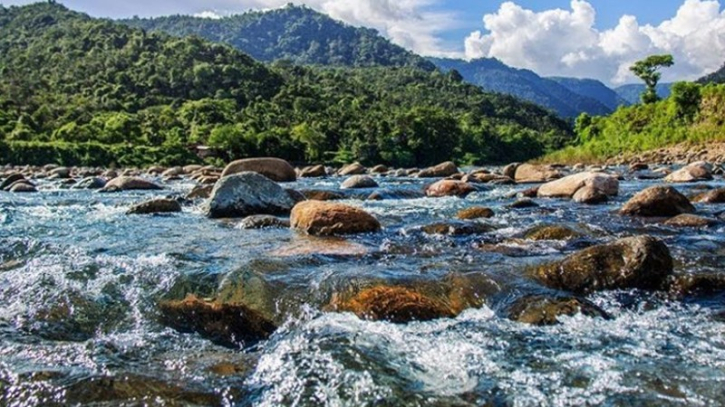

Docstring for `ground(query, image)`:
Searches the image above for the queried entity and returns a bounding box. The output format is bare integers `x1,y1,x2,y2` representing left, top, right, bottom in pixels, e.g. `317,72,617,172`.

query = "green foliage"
121,4,435,71
0,3,575,167
630,54,674,104
545,83,725,163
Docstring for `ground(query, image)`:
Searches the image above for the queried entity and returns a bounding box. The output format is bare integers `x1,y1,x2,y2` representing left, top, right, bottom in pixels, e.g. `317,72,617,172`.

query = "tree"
630,54,674,104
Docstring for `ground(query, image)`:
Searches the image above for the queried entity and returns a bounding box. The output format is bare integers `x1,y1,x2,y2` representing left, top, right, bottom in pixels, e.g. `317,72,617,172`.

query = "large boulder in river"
127,198,182,215
158,295,276,348
417,161,458,178
665,161,713,183
425,180,475,198
291,201,381,235
221,158,296,182
533,236,673,293
206,172,295,219
514,164,563,183
619,186,695,217
329,286,456,323
572,186,608,204
537,172,618,198
99,177,162,193
341,175,378,189
0,173,25,190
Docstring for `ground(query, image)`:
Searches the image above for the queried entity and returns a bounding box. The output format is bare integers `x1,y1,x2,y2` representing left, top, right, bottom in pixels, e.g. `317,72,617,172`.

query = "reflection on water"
1,172,725,406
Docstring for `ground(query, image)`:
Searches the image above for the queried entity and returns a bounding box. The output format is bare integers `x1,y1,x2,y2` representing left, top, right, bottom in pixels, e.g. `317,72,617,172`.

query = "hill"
698,63,725,84
0,2,573,167
548,77,628,111
121,4,435,71
430,58,612,118
614,84,672,105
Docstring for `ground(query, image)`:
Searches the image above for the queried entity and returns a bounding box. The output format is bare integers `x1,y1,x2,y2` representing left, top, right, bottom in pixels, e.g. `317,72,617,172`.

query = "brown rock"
663,214,717,227
507,295,610,325
572,185,609,204
370,164,389,174
665,161,713,183
0,173,25,190
691,188,725,203
456,207,494,220
417,161,458,178
341,175,379,189
534,236,673,293
300,164,326,178
537,172,618,198
290,201,381,235
514,164,563,183
300,189,345,201
9,183,37,193
186,184,213,199
620,186,695,217
421,221,495,236
338,162,367,176
127,198,182,215
509,198,539,208
425,180,475,198
502,163,520,179
669,273,725,297
99,177,162,193
524,225,582,240
329,286,456,323
158,295,276,347
221,157,296,182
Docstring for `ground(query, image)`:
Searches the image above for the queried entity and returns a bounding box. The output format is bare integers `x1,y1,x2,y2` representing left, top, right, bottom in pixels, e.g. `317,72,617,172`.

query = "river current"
1,170,725,406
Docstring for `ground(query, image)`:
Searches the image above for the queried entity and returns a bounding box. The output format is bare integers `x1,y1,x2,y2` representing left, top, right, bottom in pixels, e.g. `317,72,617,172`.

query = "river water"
1,170,725,406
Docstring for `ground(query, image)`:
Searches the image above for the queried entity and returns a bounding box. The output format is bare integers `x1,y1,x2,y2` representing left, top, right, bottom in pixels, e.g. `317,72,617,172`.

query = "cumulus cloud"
194,11,224,19
465,0,725,84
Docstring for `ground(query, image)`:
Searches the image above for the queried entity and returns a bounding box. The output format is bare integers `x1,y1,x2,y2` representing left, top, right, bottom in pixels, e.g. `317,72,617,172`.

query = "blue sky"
2,0,723,84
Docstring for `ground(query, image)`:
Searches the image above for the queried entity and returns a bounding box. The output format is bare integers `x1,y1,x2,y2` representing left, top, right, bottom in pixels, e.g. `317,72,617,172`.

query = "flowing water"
1,170,725,406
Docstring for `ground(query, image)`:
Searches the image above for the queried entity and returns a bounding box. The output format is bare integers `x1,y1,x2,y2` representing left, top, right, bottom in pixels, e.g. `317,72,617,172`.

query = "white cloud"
194,11,224,19
465,0,725,84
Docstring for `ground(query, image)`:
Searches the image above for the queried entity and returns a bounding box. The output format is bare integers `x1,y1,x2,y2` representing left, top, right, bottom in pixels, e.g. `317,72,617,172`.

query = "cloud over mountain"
464,0,725,85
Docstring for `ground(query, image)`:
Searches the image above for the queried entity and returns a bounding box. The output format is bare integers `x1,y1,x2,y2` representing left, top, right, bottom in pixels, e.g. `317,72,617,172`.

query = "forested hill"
548,77,628,112
698,63,725,84
430,57,613,118
0,2,573,167
120,4,435,71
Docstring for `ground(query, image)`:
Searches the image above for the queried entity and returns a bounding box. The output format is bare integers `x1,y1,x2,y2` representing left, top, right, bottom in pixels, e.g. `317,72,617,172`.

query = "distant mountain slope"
121,5,435,71
698,63,725,84
615,84,672,105
430,58,612,118
548,77,628,111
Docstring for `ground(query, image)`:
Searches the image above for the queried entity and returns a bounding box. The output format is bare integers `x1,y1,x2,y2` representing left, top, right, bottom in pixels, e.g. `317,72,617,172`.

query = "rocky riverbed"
1,159,725,406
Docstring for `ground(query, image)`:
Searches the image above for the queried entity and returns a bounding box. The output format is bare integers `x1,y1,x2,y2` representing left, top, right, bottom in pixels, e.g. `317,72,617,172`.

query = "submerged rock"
329,286,456,323
457,206,494,220
127,198,182,215
238,215,290,229
221,157,296,182
417,161,458,178
341,175,378,189
524,225,582,241
691,188,725,203
669,273,725,297
507,295,610,326
271,236,368,257
425,180,475,198
290,201,381,235
99,176,162,193
158,295,276,347
367,189,425,201
663,214,717,228
534,236,673,293
421,221,495,236
509,198,539,209
619,186,695,217
206,172,295,219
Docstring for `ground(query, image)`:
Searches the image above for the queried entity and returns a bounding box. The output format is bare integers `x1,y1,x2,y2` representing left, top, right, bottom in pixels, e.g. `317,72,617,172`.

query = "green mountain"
614,84,672,105
698,63,725,84
548,77,628,111
121,4,435,71
0,2,573,167
430,58,613,118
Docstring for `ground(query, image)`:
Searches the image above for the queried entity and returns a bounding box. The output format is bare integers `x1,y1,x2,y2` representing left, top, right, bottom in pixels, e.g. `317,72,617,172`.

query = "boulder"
463,173,514,184
669,273,725,297
572,186,608,204
183,165,203,174
285,189,307,203
73,177,106,190
514,164,563,183
417,161,458,178
663,214,717,228
508,198,539,209
238,215,290,229
328,286,456,323
186,184,213,200
367,189,425,201
338,162,367,176
300,189,345,201
299,165,326,178
221,158,296,182
161,167,183,177
524,225,582,241
341,175,379,189
691,188,725,203
206,172,295,219
502,163,520,179
425,180,475,198
49,167,71,179
537,172,618,198
9,183,37,193
290,201,381,236
99,177,162,193
507,295,610,326
370,164,389,174
534,236,673,293
127,198,182,215
665,161,713,183
421,221,495,236
456,207,494,220
158,295,276,348
619,186,695,217
0,173,25,190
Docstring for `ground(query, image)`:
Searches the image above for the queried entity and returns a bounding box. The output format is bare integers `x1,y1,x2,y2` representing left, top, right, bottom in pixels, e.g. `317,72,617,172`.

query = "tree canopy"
630,54,674,104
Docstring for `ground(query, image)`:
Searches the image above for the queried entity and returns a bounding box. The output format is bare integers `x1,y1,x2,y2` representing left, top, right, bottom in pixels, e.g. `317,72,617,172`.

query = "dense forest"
121,4,435,71
699,63,725,84
545,82,725,163
0,2,573,167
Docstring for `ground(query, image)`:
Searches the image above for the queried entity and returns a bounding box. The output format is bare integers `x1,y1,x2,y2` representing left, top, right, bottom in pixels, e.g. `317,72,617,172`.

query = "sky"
1,0,724,85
